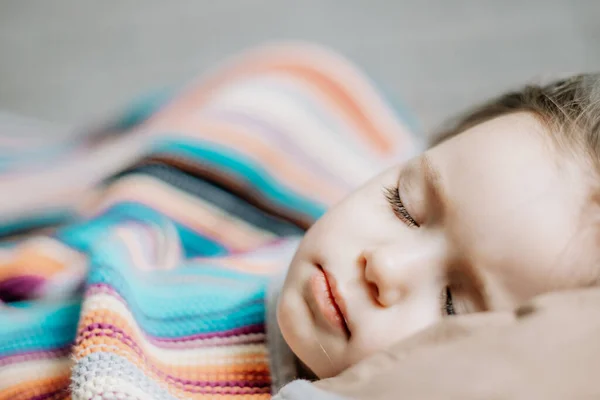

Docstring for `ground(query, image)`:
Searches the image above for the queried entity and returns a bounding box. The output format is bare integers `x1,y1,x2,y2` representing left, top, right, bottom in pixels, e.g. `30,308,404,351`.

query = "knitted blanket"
0,43,418,400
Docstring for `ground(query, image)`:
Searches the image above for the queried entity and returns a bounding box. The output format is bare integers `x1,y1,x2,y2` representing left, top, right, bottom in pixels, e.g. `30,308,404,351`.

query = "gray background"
1,0,599,134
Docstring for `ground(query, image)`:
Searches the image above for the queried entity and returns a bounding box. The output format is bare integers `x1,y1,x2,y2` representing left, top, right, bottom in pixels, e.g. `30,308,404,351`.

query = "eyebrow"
420,154,447,218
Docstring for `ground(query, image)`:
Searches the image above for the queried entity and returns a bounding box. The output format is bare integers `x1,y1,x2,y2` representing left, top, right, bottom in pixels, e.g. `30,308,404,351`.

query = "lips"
309,265,350,337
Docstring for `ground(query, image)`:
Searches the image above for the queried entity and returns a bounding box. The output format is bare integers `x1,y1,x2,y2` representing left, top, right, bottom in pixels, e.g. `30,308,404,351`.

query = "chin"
277,312,338,378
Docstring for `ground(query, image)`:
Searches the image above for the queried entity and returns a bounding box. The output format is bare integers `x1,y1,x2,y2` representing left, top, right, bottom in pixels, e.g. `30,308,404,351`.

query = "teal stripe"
85,236,268,336
115,88,174,130
0,210,74,236
0,300,79,354
152,139,327,220
57,202,227,257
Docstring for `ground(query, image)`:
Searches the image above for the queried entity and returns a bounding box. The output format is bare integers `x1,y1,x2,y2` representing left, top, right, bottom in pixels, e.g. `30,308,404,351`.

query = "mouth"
309,264,350,337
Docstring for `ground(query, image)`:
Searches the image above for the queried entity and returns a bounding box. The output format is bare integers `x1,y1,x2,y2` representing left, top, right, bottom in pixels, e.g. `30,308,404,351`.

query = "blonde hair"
432,74,600,170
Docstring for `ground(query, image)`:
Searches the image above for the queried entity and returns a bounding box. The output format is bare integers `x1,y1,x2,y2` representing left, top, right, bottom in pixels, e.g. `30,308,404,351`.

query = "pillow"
276,287,600,399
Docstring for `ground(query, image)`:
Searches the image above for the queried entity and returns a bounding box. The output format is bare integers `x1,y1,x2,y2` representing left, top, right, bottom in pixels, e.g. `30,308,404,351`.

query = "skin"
278,113,597,378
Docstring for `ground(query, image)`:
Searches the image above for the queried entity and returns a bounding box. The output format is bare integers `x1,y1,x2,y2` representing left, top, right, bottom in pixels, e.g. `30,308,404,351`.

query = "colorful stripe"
0,43,419,399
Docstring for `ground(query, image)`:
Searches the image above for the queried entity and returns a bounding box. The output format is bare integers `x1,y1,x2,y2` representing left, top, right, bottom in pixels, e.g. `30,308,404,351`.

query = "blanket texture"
0,43,417,400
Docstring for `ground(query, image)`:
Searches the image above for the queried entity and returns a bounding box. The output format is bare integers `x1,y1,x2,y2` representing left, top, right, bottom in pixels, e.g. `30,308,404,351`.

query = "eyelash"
383,186,419,227
441,287,456,316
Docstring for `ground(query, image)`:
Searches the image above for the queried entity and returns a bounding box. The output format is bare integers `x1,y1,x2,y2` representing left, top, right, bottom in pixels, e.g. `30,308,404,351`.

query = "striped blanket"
0,43,418,399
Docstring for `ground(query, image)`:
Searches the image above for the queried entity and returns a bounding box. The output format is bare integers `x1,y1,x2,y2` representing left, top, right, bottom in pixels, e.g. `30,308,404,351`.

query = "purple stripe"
29,387,68,400
158,324,265,342
137,352,271,389
0,275,45,302
155,366,271,390
181,386,270,394
0,347,71,366
86,282,123,297
77,323,143,356
78,321,264,349
164,376,270,388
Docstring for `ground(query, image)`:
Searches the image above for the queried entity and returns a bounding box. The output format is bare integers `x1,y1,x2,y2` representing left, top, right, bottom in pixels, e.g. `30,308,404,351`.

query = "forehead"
428,113,592,305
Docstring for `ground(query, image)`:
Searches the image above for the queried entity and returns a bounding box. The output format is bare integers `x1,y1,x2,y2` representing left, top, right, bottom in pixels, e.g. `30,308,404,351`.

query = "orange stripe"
0,248,67,280
177,391,270,400
189,257,284,274
275,63,394,153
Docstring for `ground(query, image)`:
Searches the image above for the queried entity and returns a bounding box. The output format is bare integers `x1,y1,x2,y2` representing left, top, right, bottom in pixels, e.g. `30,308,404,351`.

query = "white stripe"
73,376,161,400
0,357,72,389
207,76,379,185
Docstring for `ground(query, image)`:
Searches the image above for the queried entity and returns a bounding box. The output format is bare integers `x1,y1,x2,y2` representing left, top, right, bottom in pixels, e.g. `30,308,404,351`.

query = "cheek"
276,294,298,346
347,299,443,364
344,319,412,368
297,205,358,262
307,183,396,250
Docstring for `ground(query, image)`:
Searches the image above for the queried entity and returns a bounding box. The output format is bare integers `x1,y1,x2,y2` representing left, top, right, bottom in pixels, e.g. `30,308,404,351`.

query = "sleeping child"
278,72,600,378
1,43,599,399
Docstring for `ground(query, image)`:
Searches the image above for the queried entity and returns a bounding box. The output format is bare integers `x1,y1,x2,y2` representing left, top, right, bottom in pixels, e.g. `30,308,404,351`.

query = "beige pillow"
313,288,600,399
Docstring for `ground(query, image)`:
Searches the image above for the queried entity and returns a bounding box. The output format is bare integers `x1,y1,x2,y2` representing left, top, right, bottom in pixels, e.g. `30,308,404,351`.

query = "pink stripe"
165,379,270,390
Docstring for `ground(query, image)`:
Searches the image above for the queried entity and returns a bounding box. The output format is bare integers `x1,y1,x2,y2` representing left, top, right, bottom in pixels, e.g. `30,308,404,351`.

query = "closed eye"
384,186,419,228
441,286,456,316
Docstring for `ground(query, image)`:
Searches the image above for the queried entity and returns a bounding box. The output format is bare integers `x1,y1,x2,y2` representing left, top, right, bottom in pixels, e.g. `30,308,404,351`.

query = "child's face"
278,113,595,378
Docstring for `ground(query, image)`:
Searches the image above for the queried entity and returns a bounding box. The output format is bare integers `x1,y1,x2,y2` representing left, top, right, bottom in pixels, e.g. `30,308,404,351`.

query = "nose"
362,238,445,307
